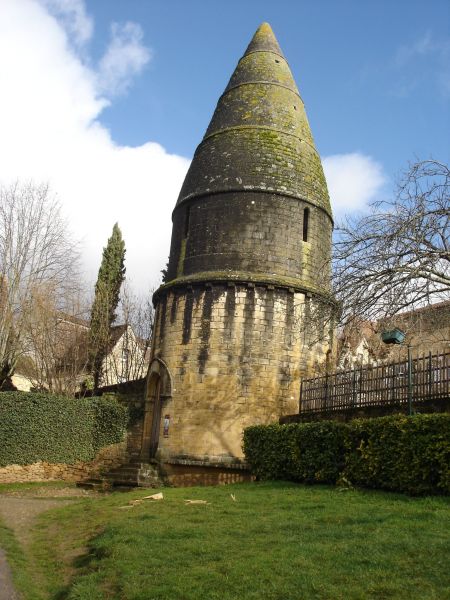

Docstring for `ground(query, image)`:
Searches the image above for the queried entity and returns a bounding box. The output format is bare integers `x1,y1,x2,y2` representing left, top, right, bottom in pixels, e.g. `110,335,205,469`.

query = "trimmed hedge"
242,424,297,481
290,421,347,484
0,392,128,467
243,414,450,495
344,414,450,495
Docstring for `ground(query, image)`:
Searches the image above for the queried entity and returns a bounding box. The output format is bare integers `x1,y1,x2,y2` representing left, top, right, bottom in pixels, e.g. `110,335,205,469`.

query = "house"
12,314,149,393
99,323,150,387
337,300,450,369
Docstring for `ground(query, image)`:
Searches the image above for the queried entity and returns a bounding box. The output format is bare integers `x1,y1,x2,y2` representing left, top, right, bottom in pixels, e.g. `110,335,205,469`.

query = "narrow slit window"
184,205,191,237
303,207,309,242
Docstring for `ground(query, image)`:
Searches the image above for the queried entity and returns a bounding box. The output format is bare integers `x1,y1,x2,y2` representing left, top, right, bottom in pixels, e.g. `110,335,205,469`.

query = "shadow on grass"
16,482,450,600
0,520,43,600
52,533,112,600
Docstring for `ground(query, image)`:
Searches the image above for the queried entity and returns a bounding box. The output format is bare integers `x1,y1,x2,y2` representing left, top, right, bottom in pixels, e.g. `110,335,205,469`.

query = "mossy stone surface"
175,23,331,218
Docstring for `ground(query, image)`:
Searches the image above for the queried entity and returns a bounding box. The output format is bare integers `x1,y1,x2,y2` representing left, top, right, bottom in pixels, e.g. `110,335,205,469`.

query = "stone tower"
144,23,334,483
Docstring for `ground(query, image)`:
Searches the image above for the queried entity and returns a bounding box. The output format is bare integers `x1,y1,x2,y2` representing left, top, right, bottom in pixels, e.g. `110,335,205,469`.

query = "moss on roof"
243,22,286,58
176,23,332,219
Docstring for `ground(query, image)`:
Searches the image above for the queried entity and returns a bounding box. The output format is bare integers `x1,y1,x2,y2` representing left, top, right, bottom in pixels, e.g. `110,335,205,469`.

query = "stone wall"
167,193,331,292
150,23,335,474
152,282,331,463
161,462,253,487
0,380,148,485
0,441,127,484
82,378,146,460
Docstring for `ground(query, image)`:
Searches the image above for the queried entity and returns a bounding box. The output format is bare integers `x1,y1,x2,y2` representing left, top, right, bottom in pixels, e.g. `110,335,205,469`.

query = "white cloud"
41,0,93,47
393,31,450,98
98,22,152,96
0,0,388,294
395,31,434,68
322,153,386,215
0,0,189,293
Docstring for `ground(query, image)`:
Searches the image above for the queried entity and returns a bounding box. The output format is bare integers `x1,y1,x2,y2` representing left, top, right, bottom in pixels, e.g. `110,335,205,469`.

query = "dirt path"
0,548,20,600
0,486,97,599
0,496,78,549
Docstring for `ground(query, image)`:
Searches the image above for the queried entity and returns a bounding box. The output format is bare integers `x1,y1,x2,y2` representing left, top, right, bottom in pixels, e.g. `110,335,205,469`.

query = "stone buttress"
144,23,335,484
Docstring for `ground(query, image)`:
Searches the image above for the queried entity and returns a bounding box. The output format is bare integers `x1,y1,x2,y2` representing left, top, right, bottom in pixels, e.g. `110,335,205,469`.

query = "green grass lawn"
2,482,450,600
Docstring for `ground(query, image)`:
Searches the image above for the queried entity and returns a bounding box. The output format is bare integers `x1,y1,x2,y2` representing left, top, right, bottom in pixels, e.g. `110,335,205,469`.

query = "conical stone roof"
176,23,332,218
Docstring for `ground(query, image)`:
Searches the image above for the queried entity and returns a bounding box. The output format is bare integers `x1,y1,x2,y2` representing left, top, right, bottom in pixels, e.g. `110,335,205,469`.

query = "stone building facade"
144,23,335,477
338,300,450,369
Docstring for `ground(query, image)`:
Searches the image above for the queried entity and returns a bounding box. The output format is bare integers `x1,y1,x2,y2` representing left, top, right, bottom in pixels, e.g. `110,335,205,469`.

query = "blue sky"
95,0,450,164
0,0,448,291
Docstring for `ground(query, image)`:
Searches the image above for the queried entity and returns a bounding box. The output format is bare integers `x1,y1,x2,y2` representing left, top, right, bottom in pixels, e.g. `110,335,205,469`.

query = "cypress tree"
88,223,126,390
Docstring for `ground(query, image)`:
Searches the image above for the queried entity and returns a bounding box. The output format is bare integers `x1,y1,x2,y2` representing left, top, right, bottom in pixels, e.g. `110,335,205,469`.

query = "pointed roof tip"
244,22,284,58
257,22,273,33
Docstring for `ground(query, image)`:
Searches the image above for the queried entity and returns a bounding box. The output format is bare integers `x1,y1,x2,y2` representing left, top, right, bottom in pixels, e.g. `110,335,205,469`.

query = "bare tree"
0,182,79,388
333,159,450,325
18,282,91,395
119,283,155,351
100,283,155,385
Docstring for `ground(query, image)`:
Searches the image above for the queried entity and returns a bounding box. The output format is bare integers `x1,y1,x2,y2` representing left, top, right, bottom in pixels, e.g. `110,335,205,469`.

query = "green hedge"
243,424,298,481
0,392,128,467
243,414,450,495
290,421,347,484
344,414,450,495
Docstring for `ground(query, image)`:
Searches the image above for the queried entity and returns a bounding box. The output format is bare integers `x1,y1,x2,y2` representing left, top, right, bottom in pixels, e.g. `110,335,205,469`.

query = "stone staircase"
77,460,164,490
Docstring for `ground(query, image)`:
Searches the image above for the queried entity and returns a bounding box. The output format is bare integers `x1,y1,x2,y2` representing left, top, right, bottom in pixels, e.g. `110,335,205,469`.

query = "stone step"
77,462,164,490
106,462,163,488
111,481,156,489
128,462,159,470
110,477,139,486
107,467,159,478
107,467,141,476
76,478,111,491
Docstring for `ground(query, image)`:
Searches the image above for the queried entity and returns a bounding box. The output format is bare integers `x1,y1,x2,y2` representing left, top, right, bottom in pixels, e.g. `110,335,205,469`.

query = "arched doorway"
148,373,161,458
141,358,172,460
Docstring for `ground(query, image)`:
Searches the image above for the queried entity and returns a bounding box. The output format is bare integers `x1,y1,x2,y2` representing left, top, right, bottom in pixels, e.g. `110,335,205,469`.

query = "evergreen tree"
88,223,126,390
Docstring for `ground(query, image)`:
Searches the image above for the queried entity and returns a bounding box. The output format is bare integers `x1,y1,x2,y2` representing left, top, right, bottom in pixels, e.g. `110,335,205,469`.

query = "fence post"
299,351,448,416
390,363,396,403
359,364,364,405
407,346,413,416
299,379,303,413
352,368,357,407
428,351,432,398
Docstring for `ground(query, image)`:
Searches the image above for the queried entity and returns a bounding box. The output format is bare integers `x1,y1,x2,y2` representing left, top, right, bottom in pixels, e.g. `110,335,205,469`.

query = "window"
121,348,130,378
184,205,191,237
303,207,310,242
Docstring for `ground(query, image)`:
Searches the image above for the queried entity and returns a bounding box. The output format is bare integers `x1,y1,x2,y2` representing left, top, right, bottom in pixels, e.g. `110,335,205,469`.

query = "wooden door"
149,376,162,458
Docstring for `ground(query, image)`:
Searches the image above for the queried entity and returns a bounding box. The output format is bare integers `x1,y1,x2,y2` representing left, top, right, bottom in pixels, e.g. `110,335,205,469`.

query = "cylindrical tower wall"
146,23,336,471
152,282,330,462
167,193,332,289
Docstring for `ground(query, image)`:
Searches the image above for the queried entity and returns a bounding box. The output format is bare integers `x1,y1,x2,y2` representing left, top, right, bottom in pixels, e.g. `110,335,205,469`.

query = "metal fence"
300,351,450,414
